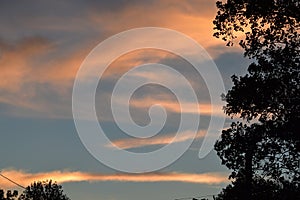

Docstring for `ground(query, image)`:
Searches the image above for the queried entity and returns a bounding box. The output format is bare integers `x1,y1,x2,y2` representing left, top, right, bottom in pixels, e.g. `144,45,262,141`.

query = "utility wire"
194,194,216,199
0,171,26,190
175,194,217,200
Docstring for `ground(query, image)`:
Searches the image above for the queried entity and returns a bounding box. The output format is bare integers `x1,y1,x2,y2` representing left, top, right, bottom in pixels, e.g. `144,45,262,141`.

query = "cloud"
100,49,175,79
0,169,228,189
130,97,221,116
0,0,235,119
0,37,52,92
107,130,206,149
0,37,88,118
0,37,87,91
88,1,222,54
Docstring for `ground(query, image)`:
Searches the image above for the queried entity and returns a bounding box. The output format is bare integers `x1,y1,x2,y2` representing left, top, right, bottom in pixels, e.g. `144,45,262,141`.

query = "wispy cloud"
87,0,221,52
0,0,231,119
130,97,218,116
0,37,52,92
0,37,87,118
107,130,206,149
0,169,228,189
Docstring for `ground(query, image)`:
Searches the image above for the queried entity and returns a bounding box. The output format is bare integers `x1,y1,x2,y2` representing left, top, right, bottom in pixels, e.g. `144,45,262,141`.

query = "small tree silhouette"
0,189,18,200
18,180,70,200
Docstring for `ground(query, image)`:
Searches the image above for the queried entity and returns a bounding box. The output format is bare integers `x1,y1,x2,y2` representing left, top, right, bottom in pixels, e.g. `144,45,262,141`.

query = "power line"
194,194,216,199
175,194,217,200
0,171,26,190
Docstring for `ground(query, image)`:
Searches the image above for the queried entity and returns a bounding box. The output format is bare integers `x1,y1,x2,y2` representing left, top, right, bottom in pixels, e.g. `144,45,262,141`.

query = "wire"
175,194,217,200
0,171,26,190
194,194,216,199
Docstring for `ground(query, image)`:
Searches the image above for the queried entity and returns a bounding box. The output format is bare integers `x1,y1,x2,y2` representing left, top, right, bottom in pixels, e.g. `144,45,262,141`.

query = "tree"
0,189,18,200
215,122,300,199
213,0,300,199
213,0,299,58
215,176,300,200
214,0,299,143
18,180,70,200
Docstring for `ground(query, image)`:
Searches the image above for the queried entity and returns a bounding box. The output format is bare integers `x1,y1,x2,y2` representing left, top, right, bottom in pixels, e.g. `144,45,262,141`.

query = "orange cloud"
107,130,206,149
132,98,208,115
0,169,228,189
129,97,225,116
0,37,86,92
0,0,230,92
0,0,233,118
85,0,244,59
0,37,51,92
0,37,88,117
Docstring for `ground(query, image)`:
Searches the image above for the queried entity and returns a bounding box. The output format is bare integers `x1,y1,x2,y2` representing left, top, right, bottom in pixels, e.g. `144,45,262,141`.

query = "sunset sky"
0,1,252,200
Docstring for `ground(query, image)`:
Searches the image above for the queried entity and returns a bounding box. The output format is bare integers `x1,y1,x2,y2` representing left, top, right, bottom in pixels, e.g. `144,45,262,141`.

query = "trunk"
244,150,253,200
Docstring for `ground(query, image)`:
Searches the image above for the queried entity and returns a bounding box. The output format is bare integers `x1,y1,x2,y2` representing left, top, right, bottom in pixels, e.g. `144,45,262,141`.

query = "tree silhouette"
0,189,18,200
18,180,70,200
213,0,299,199
213,0,299,58
216,176,300,200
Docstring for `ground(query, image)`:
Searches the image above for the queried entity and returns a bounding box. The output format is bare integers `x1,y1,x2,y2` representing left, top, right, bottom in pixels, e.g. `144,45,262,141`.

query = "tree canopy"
0,180,70,200
0,189,18,200
18,180,70,200
216,176,300,200
213,0,300,199
213,0,300,58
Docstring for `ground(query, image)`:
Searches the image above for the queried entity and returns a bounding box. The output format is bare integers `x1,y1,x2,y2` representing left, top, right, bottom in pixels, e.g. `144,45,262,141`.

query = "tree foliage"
0,180,70,200
18,180,70,200
215,122,299,183
213,0,300,58
216,176,300,200
213,0,300,199
0,189,18,200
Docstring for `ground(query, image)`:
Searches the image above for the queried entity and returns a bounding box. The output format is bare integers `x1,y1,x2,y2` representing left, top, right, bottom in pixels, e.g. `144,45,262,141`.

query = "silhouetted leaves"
0,189,18,200
18,180,70,200
213,0,300,59
0,181,70,200
213,0,300,199
215,176,300,200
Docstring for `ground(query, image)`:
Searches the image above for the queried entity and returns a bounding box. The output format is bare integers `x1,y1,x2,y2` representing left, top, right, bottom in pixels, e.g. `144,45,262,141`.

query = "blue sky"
0,1,251,199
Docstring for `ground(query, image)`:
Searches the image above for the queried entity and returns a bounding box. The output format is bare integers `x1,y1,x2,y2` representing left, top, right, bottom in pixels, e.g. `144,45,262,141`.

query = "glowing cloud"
0,169,228,189
107,130,206,149
131,98,214,115
0,0,233,119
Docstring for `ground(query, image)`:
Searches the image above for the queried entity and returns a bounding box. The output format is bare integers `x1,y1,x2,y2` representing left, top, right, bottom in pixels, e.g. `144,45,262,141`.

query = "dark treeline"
0,180,70,200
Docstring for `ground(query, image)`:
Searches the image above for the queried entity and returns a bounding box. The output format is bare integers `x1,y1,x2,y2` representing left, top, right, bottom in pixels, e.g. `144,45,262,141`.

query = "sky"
0,1,251,200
